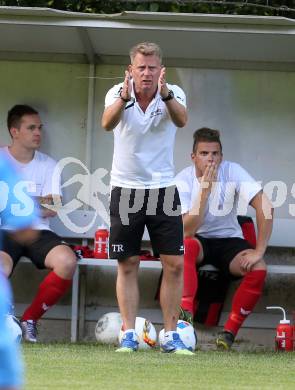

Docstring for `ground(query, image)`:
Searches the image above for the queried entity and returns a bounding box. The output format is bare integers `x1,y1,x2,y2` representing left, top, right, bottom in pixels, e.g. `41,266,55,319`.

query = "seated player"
0,105,77,343
176,127,273,349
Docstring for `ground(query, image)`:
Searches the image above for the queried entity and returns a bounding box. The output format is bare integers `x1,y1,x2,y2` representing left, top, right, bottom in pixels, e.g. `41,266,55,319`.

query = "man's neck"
134,86,157,112
8,144,35,164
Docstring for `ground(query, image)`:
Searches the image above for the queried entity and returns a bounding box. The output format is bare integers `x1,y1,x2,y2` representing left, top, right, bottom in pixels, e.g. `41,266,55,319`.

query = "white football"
95,312,122,344
158,320,197,351
119,317,157,349
5,315,22,343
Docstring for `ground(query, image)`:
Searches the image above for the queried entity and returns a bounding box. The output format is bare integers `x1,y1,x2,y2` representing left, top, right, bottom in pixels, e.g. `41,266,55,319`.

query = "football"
5,315,22,343
95,312,122,344
119,317,157,349
158,320,197,351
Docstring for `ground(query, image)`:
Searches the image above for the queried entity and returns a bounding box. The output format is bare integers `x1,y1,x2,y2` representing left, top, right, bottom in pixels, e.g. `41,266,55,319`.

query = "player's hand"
120,70,132,101
200,162,218,194
158,67,169,98
238,249,264,273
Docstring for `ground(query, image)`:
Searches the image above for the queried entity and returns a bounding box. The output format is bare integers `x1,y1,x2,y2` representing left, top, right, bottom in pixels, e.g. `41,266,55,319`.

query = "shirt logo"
150,109,162,118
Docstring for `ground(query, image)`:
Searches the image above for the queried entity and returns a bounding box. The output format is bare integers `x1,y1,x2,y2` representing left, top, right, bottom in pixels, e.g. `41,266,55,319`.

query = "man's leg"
180,237,202,321
217,252,267,350
109,187,145,352
19,233,76,343
116,256,140,331
21,244,76,324
115,256,141,352
160,254,183,331
159,254,194,355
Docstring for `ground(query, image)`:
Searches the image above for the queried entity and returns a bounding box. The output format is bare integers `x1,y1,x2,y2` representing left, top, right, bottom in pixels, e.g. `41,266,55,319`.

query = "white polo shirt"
175,161,262,238
1,146,61,231
105,82,186,189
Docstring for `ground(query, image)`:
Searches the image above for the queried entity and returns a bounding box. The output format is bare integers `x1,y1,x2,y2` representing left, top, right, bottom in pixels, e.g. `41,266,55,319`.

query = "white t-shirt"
1,146,61,231
105,82,186,189
176,161,262,238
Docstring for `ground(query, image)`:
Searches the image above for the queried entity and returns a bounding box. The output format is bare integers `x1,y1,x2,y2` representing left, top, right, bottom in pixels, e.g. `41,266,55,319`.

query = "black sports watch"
161,90,174,102
119,89,131,103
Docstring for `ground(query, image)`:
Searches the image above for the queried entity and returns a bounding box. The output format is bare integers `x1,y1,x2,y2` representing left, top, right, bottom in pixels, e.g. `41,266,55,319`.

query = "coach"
101,42,192,354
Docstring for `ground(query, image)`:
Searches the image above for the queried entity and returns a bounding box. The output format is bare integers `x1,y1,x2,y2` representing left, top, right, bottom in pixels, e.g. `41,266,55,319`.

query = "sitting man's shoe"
179,307,194,325
216,330,235,350
21,320,38,343
116,331,139,353
160,332,194,355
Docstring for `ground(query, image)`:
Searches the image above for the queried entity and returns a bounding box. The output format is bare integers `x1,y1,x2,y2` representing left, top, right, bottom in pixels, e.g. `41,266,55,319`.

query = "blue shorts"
0,272,23,387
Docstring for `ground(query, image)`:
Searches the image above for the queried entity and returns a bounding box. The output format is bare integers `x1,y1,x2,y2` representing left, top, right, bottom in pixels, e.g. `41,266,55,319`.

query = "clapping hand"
158,67,169,98
120,70,132,101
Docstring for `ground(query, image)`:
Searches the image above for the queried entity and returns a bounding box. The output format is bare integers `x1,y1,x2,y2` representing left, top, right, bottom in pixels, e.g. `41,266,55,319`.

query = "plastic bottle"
266,306,293,352
94,226,109,259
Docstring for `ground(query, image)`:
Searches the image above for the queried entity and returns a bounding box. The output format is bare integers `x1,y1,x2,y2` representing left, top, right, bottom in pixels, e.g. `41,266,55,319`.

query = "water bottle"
94,226,109,259
266,306,294,352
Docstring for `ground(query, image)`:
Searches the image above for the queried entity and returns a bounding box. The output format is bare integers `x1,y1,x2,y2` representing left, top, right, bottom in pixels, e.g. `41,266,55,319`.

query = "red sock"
181,238,200,315
224,269,266,336
22,272,72,321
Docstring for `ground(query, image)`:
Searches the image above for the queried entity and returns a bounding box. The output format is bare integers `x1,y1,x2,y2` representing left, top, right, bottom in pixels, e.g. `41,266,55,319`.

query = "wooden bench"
18,211,295,342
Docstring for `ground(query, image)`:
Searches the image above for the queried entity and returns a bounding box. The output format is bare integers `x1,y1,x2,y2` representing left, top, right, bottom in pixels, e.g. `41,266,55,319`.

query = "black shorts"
196,235,253,280
109,186,184,260
2,230,70,271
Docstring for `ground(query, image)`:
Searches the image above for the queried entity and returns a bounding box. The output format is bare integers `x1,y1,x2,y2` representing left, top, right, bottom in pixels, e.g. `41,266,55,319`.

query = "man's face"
11,114,43,150
129,53,162,94
192,141,223,176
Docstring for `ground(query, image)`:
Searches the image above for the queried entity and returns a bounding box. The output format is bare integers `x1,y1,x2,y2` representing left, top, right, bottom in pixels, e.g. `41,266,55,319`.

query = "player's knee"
51,249,76,278
118,256,140,275
251,259,267,272
163,255,183,276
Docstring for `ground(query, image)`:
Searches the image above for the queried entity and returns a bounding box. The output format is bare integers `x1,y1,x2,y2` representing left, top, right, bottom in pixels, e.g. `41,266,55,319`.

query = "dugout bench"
18,210,295,342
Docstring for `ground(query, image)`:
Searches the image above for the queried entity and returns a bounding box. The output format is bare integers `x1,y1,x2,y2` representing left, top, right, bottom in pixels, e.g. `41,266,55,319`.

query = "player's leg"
20,231,76,342
148,186,193,355
116,256,140,351
216,238,267,350
109,187,145,352
180,237,203,323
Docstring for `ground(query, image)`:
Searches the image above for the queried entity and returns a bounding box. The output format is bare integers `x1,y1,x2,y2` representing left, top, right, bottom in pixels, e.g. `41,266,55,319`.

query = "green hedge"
0,1,294,18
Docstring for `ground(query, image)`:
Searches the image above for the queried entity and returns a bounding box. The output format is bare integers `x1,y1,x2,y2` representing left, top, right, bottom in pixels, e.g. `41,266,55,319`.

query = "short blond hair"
129,42,162,64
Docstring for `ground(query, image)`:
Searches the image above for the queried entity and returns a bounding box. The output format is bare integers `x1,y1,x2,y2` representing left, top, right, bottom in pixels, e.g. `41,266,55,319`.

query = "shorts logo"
112,244,124,253
179,245,184,253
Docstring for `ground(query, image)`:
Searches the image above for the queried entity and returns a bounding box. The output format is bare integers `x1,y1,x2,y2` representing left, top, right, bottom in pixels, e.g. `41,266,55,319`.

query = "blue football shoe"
116,331,139,353
160,332,194,355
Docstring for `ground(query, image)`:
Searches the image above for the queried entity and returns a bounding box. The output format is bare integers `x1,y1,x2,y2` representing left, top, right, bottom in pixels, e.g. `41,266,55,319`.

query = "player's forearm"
164,100,187,128
101,100,126,131
251,192,273,256
183,191,209,237
255,207,273,256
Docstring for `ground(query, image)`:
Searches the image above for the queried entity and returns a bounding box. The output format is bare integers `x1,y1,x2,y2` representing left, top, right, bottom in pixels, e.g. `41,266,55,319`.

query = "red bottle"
267,306,294,352
94,227,109,259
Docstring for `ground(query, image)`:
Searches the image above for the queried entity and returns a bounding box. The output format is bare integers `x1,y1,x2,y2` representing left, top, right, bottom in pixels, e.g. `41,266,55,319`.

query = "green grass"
23,344,295,390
